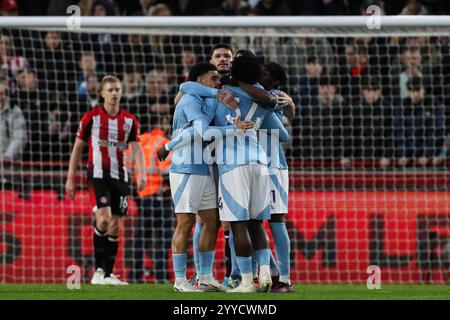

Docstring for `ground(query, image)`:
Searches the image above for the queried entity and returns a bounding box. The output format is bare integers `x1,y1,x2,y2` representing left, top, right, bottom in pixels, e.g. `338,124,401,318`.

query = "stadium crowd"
0,0,449,168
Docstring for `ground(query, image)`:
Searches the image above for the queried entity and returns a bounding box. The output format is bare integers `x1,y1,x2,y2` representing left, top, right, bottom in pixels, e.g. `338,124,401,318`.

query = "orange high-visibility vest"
126,128,171,198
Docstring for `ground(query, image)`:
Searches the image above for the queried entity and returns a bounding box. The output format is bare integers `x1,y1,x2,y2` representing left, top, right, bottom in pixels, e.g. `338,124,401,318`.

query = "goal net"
0,16,449,284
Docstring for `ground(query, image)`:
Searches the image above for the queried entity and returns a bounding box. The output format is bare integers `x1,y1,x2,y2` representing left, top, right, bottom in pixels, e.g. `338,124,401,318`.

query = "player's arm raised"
130,141,146,192
238,81,277,109
65,137,85,200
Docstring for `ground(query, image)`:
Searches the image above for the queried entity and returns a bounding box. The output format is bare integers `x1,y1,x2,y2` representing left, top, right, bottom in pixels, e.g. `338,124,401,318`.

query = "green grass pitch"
0,284,449,300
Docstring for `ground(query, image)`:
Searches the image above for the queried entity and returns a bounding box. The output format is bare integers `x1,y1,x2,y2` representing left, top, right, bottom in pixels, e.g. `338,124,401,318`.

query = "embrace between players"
65,43,295,293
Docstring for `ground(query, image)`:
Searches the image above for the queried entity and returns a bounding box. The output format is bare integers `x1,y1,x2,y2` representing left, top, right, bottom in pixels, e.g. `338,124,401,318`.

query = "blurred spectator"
164,0,208,15
294,55,324,107
400,0,429,15
130,0,159,15
122,66,143,101
147,4,176,60
254,0,292,15
221,0,250,15
179,48,196,83
0,34,29,84
395,77,445,167
0,82,27,163
16,68,37,91
91,0,117,16
148,2,172,15
276,34,335,97
0,0,18,16
302,0,350,15
119,34,156,75
351,76,394,167
338,38,369,101
297,75,352,164
76,51,97,97
79,73,100,109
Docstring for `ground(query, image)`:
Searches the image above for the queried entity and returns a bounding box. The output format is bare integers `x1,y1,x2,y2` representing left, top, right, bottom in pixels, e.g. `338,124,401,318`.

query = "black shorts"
88,178,130,216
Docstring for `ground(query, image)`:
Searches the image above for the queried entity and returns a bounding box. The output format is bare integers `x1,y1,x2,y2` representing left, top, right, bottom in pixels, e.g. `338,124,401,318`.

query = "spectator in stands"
395,77,445,167
298,75,352,165
164,0,208,15
221,0,250,15
0,34,29,90
127,114,173,283
147,4,179,61
302,0,350,15
76,51,97,97
179,48,196,83
79,73,100,109
399,0,429,15
122,66,143,101
338,38,369,101
91,0,117,16
0,82,27,163
295,55,324,107
131,0,158,15
254,0,292,15
351,76,394,167
276,34,335,98
0,0,18,16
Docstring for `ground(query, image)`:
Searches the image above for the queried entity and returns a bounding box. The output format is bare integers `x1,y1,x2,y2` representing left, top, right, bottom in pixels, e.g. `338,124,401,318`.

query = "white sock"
241,272,253,286
175,276,186,284
259,265,270,277
279,275,291,285
198,274,212,282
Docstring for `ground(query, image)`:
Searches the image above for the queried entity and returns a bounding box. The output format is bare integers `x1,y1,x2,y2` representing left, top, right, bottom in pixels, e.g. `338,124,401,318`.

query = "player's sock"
223,230,231,277
193,222,203,278
269,250,280,277
229,231,240,278
172,253,188,283
253,249,270,271
93,225,107,270
104,235,119,277
235,256,253,286
251,253,258,278
270,222,291,284
198,250,215,281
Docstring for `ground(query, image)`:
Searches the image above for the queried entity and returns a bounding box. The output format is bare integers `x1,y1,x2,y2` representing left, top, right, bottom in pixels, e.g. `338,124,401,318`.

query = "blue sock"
198,251,215,277
270,222,290,278
193,222,202,277
229,231,241,277
235,256,252,274
253,249,270,267
269,250,280,276
172,253,187,281
251,253,258,278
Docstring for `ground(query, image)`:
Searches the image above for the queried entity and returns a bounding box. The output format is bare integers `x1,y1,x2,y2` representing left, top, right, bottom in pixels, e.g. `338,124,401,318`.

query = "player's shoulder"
120,108,139,122
81,106,101,121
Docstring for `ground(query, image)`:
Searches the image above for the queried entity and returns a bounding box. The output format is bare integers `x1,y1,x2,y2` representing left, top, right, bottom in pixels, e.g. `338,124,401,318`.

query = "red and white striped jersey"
3,56,29,77
76,105,140,182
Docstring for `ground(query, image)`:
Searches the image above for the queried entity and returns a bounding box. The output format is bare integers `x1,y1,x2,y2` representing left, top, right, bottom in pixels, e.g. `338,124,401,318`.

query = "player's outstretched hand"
218,90,238,110
65,178,75,200
234,118,254,131
157,145,170,162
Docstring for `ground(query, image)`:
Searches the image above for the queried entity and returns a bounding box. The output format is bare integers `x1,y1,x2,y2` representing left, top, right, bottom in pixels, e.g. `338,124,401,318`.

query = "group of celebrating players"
65,43,295,293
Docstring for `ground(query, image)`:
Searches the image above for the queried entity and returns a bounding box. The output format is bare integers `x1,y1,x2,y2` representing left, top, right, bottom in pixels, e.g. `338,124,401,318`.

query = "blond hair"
100,75,120,90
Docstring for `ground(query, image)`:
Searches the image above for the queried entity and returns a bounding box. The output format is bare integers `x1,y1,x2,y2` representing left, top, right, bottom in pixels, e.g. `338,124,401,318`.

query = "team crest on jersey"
100,197,107,204
123,123,130,131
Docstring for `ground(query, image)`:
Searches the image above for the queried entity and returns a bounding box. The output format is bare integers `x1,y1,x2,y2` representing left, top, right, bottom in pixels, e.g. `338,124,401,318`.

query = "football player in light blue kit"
169,56,289,292
166,62,254,292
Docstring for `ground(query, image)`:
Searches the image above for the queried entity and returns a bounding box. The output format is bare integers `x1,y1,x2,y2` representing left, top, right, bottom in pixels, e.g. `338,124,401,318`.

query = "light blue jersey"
207,85,289,175
259,89,288,170
169,94,212,176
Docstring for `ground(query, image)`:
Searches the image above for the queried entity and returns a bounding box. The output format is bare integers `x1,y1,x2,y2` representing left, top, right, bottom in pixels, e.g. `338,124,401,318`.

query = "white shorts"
218,164,271,222
169,173,217,214
269,168,289,215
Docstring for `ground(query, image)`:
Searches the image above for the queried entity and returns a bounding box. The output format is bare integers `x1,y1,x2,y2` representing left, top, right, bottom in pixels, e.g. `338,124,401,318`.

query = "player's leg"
192,215,203,284
249,164,273,292
269,168,292,292
228,228,242,288
218,166,255,293
171,213,196,291
89,178,112,285
222,221,232,282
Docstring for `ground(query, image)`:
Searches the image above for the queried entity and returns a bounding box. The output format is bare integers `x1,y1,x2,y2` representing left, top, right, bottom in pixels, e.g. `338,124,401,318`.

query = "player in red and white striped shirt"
66,75,146,285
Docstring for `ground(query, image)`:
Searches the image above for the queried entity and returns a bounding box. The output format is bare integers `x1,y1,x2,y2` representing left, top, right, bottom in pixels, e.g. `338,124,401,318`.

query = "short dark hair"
231,56,261,84
319,74,339,87
188,62,217,81
264,62,287,87
307,55,324,65
210,43,233,56
362,76,381,90
234,49,256,59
